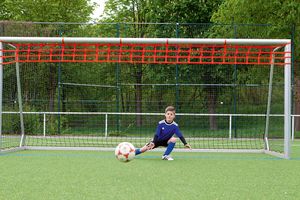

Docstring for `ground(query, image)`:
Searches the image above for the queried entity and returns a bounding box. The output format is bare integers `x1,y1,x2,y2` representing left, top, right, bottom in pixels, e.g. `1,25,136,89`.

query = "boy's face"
165,111,175,123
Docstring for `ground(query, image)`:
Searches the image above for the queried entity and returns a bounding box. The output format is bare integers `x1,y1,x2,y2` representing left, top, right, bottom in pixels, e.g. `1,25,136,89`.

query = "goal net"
0,37,291,158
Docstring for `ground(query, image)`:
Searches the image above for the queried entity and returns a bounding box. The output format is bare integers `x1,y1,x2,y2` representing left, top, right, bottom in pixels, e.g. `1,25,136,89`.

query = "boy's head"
165,106,176,123
165,106,175,114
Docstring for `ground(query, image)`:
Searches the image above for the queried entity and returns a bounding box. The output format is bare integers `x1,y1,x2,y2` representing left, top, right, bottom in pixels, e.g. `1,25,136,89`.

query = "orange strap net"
1,43,289,65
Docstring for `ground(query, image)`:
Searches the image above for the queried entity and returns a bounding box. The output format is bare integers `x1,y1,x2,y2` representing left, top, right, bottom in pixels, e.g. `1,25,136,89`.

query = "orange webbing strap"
0,43,289,65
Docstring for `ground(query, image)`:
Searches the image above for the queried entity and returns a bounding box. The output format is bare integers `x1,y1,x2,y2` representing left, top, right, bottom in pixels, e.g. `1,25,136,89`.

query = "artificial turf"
0,142,300,200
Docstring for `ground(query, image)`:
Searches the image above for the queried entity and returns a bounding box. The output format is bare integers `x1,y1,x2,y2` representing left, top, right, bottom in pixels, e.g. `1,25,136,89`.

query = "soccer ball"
115,142,136,162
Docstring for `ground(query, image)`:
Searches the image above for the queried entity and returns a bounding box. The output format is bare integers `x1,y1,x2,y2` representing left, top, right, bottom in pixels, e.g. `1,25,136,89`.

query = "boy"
135,106,191,160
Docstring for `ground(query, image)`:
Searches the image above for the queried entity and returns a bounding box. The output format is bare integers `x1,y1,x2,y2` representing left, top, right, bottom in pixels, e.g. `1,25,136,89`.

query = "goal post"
284,43,292,159
0,37,292,159
0,42,2,150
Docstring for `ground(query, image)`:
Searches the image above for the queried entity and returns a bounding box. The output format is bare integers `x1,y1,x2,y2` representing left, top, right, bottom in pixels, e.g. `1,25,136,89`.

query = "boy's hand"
184,143,192,149
146,141,155,150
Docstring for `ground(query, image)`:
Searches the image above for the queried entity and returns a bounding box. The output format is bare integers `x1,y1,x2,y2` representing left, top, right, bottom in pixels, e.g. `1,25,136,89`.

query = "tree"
0,0,96,114
103,0,159,126
211,0,300,130
0,0,95,22
211,0,300,60
102,0,223,129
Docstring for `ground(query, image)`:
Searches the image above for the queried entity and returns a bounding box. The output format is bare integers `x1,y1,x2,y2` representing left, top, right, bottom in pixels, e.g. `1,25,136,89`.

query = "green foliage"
2,105,41,134
108,131,128,137
47,115,70,135
211,0,300,56
102,0,223,38
211,0,300,28
0,0,95,22
103,0,223,23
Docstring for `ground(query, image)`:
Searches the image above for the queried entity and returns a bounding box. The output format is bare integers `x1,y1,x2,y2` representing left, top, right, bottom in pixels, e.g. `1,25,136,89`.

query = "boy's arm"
152,123,161,143
152,134,158,143
179,136,192,149
176,126,192,149
146,135,158,150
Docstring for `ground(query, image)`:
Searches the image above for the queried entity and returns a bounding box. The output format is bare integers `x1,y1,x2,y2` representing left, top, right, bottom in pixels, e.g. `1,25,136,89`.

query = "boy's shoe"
162,155,174,161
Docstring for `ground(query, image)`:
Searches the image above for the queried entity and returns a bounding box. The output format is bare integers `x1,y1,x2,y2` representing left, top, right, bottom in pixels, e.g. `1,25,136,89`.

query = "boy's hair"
165,106,176,113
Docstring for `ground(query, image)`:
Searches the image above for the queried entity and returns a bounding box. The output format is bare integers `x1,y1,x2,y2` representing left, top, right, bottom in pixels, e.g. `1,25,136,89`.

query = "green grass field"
1,141,300,200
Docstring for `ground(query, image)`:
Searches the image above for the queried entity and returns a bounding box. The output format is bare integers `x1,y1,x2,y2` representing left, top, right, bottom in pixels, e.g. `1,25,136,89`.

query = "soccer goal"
0,37,291,159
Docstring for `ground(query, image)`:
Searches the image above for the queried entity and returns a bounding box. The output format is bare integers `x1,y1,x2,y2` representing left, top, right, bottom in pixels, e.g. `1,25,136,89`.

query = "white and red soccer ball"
115,142,136,162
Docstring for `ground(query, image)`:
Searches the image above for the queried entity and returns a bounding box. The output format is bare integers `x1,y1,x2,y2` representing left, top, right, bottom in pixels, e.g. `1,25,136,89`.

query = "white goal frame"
0,37,292,159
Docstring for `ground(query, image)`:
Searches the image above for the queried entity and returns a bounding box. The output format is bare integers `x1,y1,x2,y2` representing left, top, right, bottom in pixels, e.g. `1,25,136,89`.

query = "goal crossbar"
0,37,291,44
0,37,291,65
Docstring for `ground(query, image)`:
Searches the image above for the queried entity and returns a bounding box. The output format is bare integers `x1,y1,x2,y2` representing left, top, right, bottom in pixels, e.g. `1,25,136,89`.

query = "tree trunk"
135,64,142,127
48,64,56,112
158,89,164,112
62,85,66,112
207,87,218,130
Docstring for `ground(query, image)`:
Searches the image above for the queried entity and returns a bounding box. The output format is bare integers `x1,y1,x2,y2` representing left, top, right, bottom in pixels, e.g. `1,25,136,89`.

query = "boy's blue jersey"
155,120,183,141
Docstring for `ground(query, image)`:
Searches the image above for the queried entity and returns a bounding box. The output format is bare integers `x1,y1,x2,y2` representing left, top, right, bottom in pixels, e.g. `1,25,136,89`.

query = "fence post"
229,114,232,139
292,115,294,141
105,114,108,138
43,113,46,137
